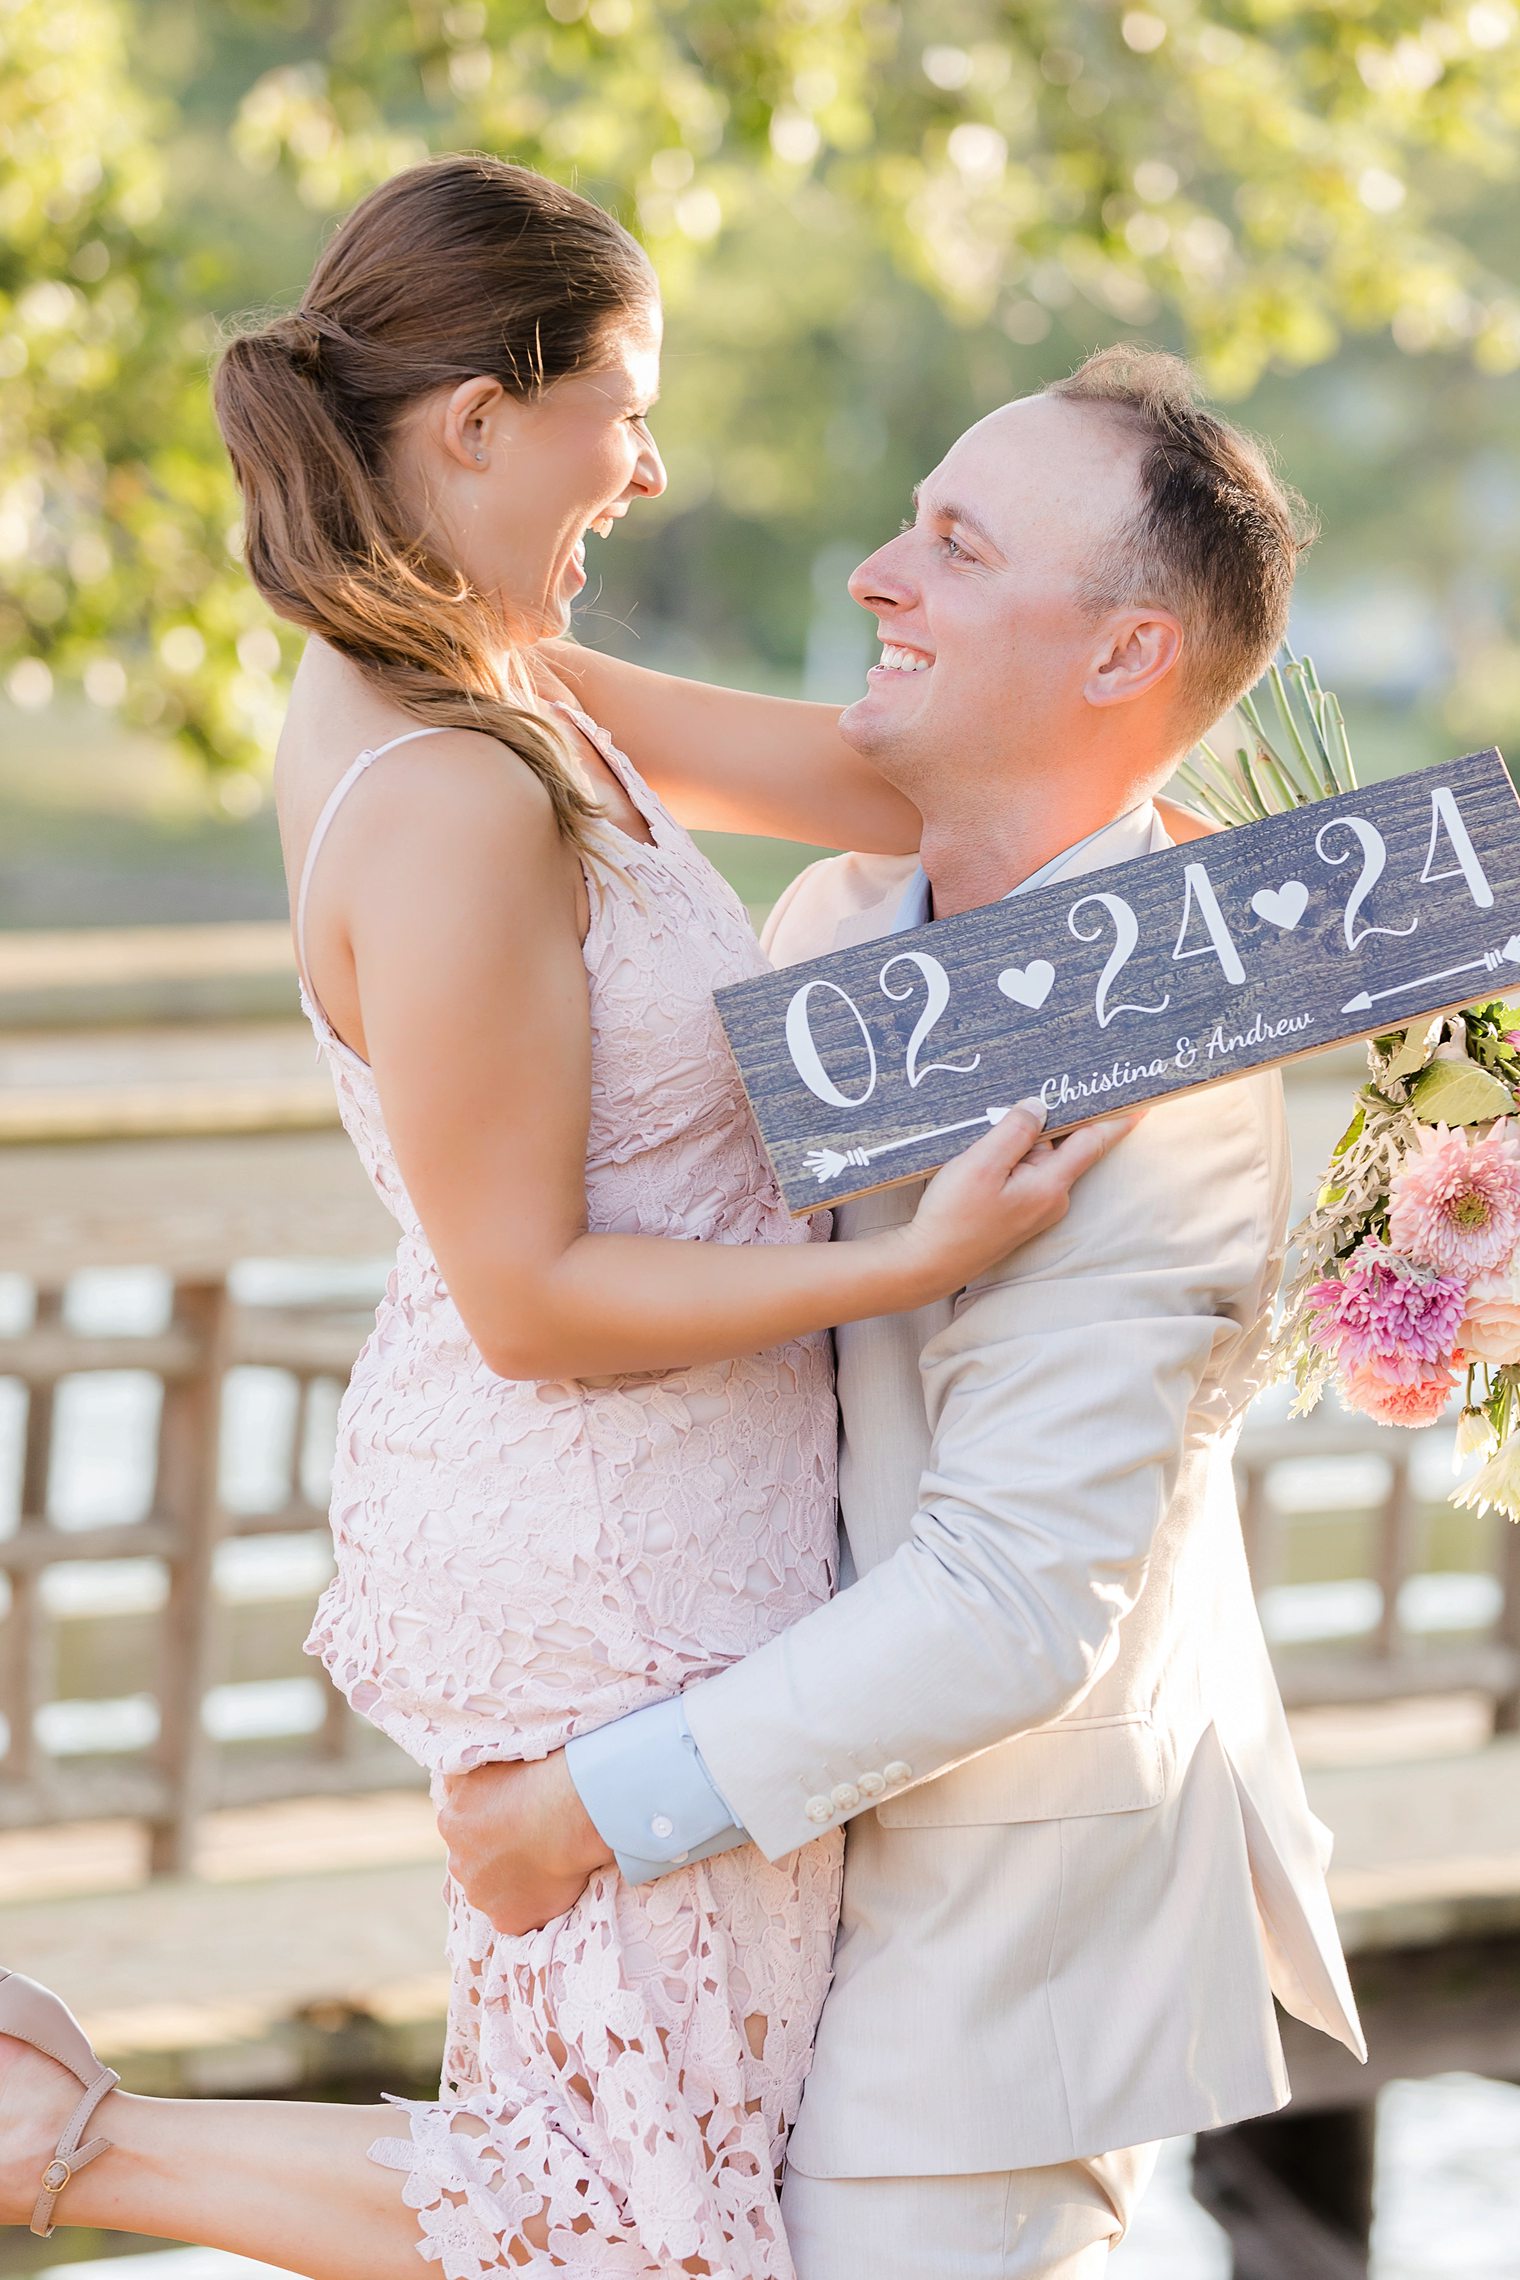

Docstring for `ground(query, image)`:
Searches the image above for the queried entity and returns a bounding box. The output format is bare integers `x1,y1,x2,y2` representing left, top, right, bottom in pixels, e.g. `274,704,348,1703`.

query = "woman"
0,157,1140,2278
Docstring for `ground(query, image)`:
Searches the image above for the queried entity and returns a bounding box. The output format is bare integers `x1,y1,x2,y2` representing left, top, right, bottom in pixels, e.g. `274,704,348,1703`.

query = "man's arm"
565,1696,748,1878
442,1078,1277,1921
565,1075,1252,1877
682,1079,1276,1859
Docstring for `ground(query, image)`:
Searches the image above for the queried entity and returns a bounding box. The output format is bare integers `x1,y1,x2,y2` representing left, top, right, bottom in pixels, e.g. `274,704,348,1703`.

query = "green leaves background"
7,0,1520,780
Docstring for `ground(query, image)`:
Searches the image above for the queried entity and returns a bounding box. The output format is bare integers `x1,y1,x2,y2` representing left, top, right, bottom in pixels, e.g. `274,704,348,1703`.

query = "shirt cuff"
565,1697,749,1885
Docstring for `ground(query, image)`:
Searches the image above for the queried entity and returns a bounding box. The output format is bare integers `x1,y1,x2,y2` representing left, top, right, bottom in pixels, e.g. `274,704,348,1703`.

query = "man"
442,346,1366,2276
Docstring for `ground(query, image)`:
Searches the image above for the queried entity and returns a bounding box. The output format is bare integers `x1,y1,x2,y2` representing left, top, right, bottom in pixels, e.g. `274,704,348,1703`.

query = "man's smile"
870,640,934,677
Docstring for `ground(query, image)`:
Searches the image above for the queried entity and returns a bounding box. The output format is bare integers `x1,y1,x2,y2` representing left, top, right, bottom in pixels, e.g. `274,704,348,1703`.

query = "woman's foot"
0,2033,84,2228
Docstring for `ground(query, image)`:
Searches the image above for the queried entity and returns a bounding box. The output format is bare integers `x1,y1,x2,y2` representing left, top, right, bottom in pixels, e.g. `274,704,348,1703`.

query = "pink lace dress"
292,707,843,2278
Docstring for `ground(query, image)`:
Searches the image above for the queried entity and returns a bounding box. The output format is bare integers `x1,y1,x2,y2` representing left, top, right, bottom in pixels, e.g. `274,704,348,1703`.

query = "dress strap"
294,726,451,1015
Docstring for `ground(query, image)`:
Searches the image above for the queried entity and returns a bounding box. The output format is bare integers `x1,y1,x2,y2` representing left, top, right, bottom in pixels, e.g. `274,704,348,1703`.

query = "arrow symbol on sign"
804,1106,1015,1185
1342,934,1520,1015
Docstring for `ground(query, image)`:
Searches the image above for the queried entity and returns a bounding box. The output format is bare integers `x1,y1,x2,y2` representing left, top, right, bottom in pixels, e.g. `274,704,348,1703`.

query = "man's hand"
438,1751,613,1935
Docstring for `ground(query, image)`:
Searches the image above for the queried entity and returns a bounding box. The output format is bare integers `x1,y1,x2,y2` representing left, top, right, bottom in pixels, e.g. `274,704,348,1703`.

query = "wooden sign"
716,747,1520,1216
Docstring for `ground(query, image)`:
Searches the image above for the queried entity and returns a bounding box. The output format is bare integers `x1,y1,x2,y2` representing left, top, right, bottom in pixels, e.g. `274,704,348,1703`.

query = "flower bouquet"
1184,655,1520,1520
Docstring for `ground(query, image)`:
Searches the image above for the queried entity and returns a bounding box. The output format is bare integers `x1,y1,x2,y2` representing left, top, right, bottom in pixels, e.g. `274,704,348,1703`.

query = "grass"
0,701,287,930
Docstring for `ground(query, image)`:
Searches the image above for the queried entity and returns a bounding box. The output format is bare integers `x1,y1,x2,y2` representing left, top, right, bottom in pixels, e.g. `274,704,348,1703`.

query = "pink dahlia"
1388,1122,1520,1277
1341,1358,1457,1428
1307,1239,1468,1385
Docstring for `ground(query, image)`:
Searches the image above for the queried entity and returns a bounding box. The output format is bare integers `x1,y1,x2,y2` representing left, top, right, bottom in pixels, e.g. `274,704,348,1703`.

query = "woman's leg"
0,2037,426,2280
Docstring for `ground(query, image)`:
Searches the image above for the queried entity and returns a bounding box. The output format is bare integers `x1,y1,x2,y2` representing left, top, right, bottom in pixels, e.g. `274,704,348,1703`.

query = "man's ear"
1083,611,1184,710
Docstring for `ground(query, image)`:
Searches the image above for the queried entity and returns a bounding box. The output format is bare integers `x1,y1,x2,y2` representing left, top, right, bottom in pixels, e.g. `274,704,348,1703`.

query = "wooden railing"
1239,1418,1520,1729
3,936,1518,1876
0,1280,417,1875
0,955,409,1876
4,1261,1519,1876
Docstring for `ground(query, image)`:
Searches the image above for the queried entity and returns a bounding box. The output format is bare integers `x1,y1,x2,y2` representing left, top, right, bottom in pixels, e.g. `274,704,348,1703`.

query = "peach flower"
1340,1358,1457,1428
1459,1260,1520,1366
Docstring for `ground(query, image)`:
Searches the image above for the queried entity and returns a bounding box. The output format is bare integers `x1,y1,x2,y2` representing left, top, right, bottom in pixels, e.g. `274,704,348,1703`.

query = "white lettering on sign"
878,950,982,1088
1421,785,1495,910
1039,1007,1315,1111
782,792,1482,1118
1067,890,1171,1030
1314,814,1417,951
1204,1008,1314,1059
785,979,878,1108
1171,862,1247,985
1040,1045,1187,1110
728,758,1520,1216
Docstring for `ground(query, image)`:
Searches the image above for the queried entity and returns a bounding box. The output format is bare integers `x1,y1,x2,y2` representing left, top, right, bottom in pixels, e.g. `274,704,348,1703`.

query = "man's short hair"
1044,346,1314,748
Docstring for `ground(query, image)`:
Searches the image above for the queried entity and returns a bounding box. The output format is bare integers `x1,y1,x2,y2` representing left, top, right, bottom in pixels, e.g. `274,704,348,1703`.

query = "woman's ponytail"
212,157,657,855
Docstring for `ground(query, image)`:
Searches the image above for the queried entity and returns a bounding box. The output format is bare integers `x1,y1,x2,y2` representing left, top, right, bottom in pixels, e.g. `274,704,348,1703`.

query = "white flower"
1452,1434,1520,1521
1454,1405,1498,1464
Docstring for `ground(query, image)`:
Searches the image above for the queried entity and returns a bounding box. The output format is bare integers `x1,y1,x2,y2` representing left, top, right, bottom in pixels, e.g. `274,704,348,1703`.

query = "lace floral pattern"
298,707,842,2275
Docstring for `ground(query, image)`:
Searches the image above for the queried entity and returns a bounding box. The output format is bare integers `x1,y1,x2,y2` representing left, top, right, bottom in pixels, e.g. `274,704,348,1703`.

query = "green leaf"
1383,1020,1442,1083
1330,1104,1366,1159
1408,1059,1518,1126
4,0,1504,782
1174,760,1252,828
1180,751,1259,826
1268,663,1333,799
1238,742,1279,817
1322,695,1358,795
1260,750,1307,814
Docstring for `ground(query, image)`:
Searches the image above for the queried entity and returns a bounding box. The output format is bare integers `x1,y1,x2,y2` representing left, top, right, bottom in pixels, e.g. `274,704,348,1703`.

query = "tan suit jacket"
683,818,1365,2178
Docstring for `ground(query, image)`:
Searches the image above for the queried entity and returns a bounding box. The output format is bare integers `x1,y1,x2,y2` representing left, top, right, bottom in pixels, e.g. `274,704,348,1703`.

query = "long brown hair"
213,154,656,853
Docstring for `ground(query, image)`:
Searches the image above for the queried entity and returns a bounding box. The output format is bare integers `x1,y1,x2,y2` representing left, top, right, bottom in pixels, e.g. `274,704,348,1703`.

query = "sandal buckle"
41,2158,72,2194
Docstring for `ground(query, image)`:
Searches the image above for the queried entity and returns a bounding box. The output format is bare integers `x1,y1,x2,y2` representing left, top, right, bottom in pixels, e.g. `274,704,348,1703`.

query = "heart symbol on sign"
1251,880,1309,930
997,959,1056,1011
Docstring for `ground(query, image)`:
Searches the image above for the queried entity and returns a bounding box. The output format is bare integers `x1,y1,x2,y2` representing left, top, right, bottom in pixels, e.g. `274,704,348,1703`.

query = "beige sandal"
0,1968,120,2236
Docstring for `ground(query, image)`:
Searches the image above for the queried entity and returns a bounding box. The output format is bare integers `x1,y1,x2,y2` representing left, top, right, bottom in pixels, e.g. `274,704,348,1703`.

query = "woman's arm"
322,734,1124,1381
539,641,921,854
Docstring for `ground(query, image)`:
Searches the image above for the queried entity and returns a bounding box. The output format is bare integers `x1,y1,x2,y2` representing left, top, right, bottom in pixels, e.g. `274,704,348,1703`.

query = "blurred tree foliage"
4,0,1520,780
0,0,293,770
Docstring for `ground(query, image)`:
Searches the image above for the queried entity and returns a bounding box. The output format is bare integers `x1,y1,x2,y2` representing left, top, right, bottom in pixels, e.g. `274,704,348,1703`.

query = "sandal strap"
29,2064,120,2237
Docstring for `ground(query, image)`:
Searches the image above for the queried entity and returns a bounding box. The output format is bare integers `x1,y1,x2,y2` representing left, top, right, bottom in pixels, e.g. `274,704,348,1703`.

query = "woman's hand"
893,1102,1141,1302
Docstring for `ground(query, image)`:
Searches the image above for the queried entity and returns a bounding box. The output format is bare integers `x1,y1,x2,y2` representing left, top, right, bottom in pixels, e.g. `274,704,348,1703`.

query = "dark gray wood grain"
717,748,1520,1216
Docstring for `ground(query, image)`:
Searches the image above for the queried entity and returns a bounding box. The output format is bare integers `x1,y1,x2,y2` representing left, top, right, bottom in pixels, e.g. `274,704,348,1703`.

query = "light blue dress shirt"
566,809,1151,1882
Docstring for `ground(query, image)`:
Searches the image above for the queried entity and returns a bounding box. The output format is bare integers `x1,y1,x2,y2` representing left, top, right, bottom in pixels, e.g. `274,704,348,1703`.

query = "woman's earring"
475,451,486,464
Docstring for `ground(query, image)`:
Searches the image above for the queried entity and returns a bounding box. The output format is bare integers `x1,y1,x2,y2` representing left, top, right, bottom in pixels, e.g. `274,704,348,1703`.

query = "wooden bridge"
2,924,1519,2277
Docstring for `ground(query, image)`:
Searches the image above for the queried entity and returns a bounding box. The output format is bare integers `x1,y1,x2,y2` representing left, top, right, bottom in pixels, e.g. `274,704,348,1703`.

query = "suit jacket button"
805,1794,834,1823
884,1761,913,1786
857,1771,886,1798
831,1781,861,1810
